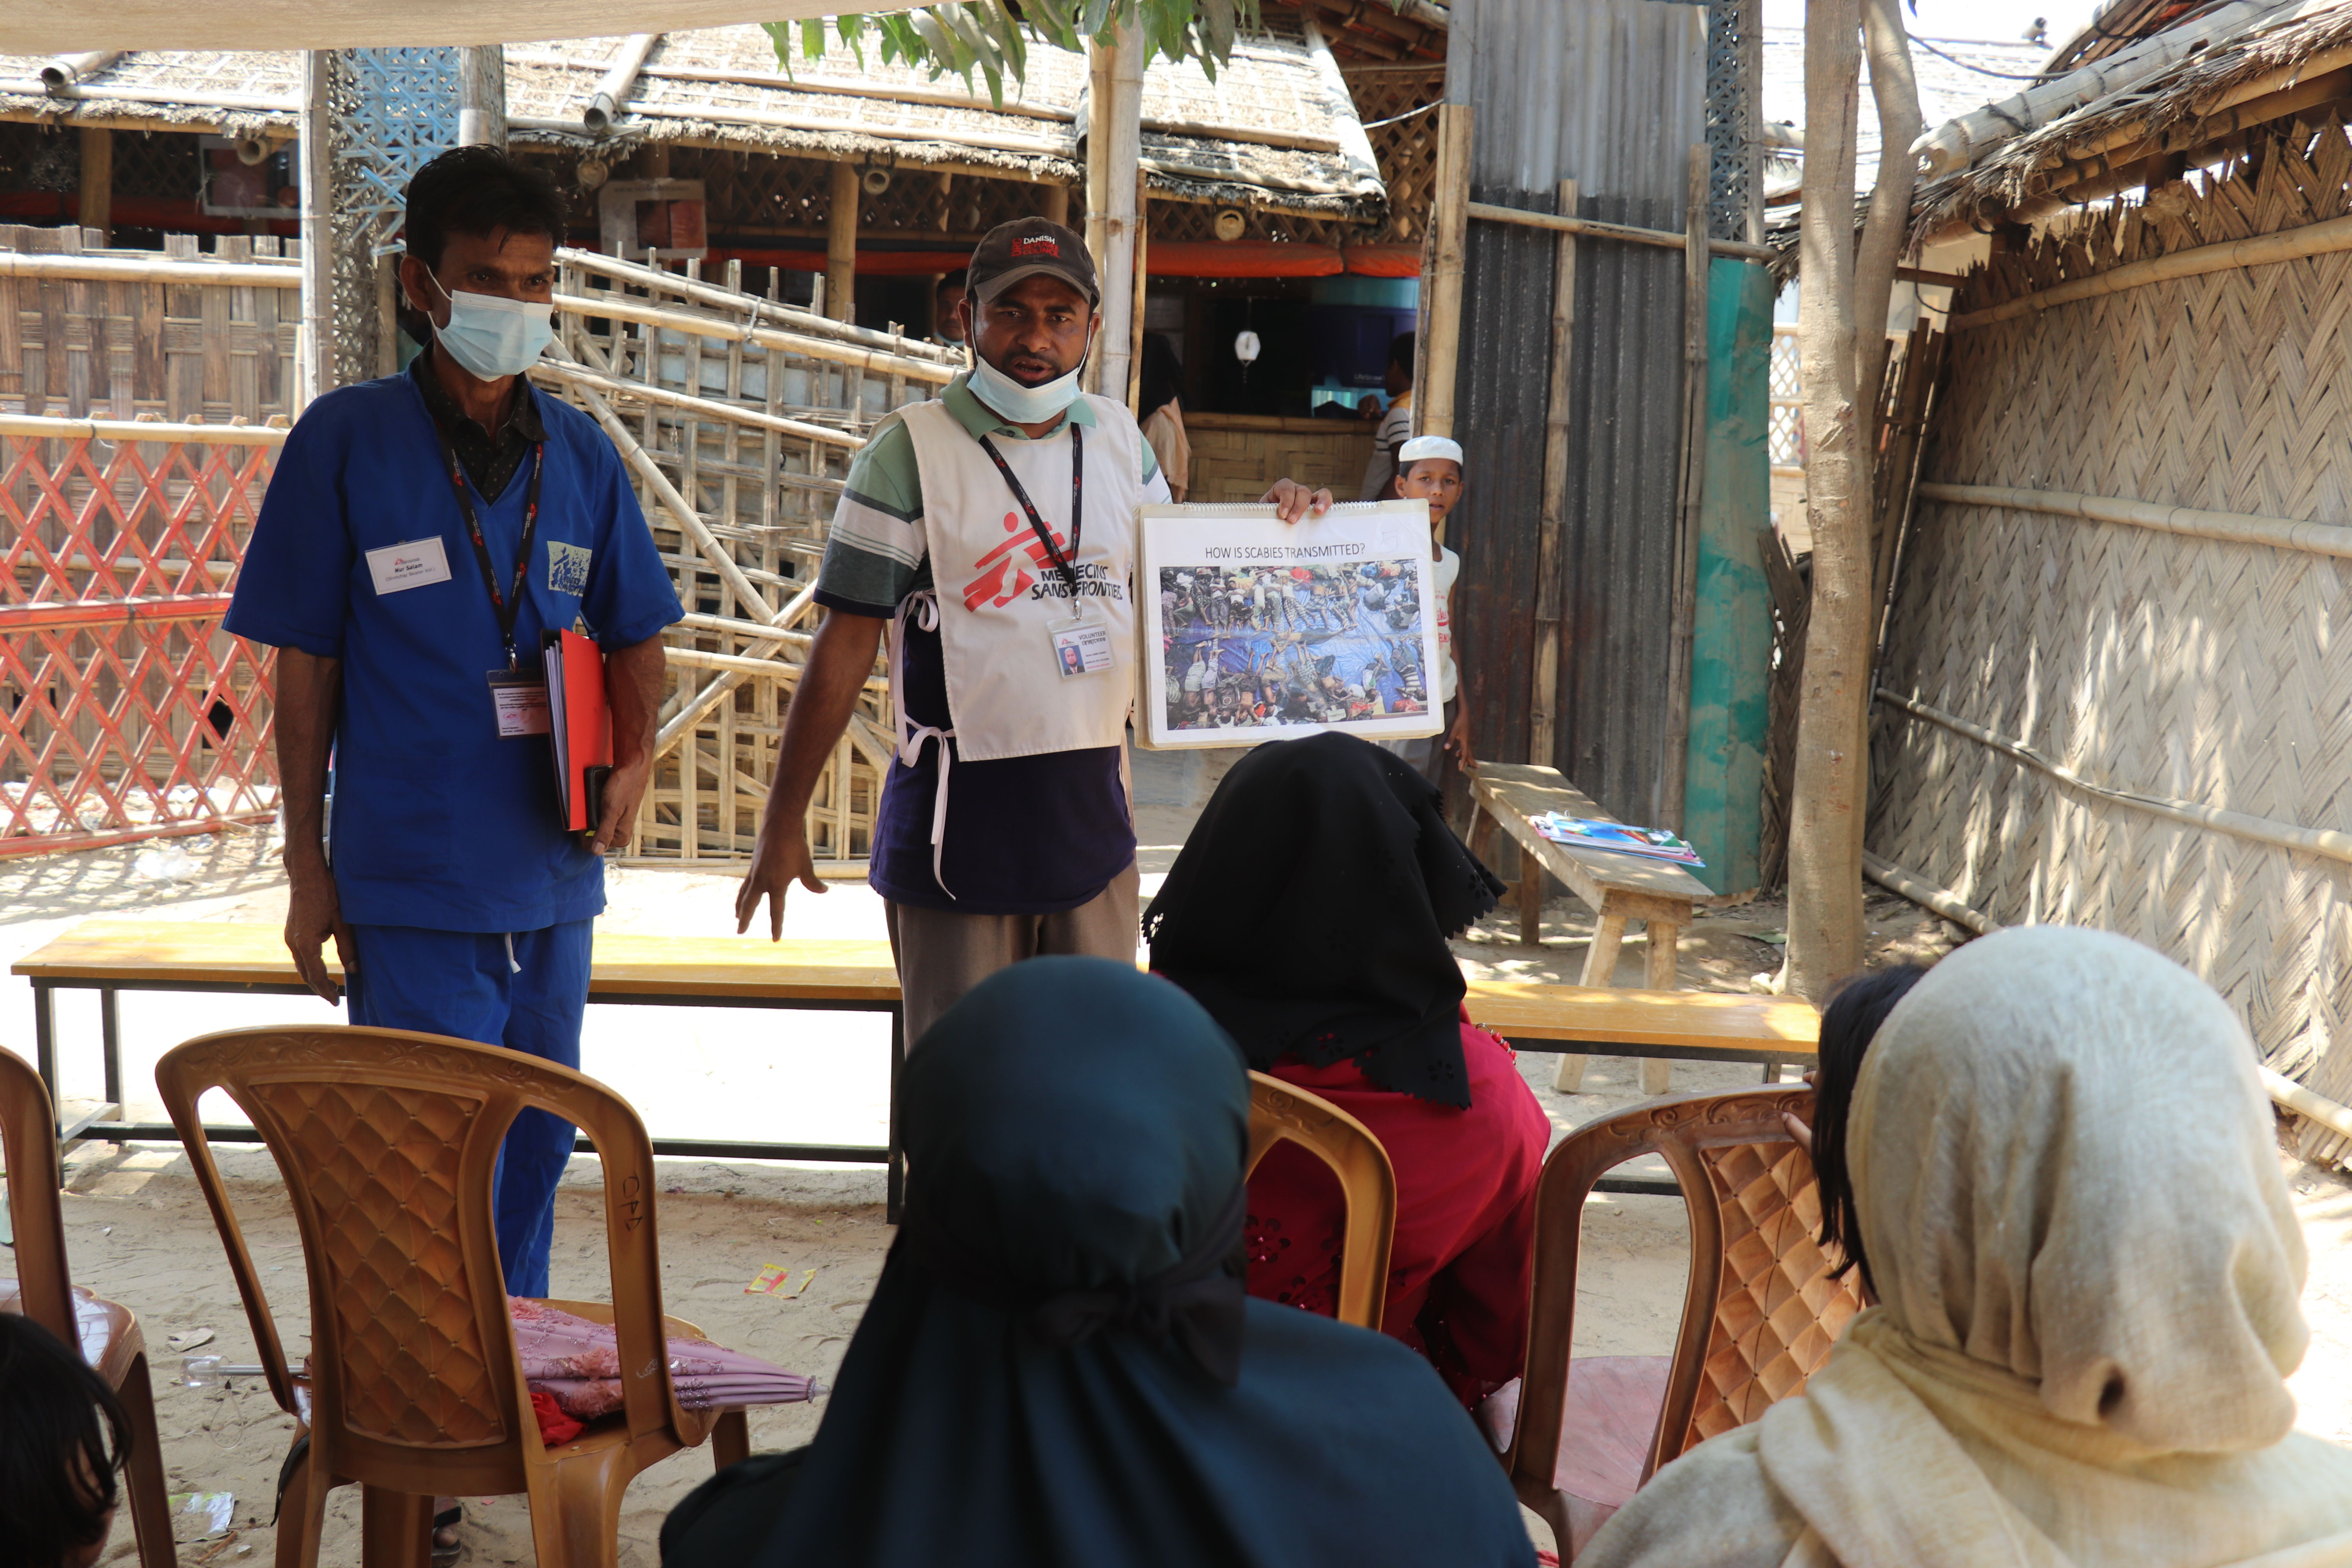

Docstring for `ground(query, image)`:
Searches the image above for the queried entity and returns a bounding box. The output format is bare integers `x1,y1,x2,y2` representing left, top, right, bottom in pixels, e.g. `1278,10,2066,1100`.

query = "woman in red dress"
1145,733,1550,1407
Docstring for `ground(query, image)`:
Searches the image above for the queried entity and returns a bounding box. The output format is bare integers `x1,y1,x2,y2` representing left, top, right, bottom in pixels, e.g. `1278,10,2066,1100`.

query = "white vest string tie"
890,588,957,899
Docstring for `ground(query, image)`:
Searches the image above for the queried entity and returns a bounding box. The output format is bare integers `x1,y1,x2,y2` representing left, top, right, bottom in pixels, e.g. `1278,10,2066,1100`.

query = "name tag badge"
366,536,454,595
487,670,551,738
1049,614,1115,679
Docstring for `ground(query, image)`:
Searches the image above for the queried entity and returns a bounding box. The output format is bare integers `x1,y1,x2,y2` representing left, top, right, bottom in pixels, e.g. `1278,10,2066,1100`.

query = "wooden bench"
1466,763,1717,1096
14,920,907,1214
1463,980,1817,1077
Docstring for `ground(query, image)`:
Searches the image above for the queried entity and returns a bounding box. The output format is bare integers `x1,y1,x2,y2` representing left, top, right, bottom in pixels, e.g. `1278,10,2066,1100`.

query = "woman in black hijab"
1145,733,1550,1409
660,955,1534,1568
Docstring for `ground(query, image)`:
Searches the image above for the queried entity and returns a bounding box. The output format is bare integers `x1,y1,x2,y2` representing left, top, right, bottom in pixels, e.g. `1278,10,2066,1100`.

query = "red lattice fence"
1,414,281,856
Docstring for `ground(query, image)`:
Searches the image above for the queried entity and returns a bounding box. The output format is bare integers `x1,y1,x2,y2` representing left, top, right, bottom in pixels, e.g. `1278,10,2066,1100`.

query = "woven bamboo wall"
1873,115,2352,1150
1185,413,1373,503
0,226,299,423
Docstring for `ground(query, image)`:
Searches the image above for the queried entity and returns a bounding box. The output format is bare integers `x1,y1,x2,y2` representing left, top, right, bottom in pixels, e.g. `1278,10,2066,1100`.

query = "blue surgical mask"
966,331,1091,425
429,270,555,380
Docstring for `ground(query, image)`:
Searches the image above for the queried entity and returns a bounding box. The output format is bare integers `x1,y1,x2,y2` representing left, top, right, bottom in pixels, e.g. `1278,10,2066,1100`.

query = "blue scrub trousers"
347,920,593,1298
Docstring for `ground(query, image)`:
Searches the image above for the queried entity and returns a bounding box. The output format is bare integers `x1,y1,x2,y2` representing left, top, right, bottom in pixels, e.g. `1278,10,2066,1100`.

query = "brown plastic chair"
1503,1085,1864,1561
155,1026,752,1568
1244,1071,1397,1330
1,1044,178,1567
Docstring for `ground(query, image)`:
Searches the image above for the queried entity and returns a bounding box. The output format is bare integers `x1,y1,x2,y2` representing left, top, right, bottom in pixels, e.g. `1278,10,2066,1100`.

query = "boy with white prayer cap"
1380,434,1472,786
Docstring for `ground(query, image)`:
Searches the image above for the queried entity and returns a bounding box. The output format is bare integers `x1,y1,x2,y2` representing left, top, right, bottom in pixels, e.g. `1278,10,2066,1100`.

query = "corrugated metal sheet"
1445,0,1704,824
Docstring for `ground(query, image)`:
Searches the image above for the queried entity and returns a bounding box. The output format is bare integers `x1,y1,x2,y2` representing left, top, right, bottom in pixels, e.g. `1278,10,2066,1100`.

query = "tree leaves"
764,0,1267,103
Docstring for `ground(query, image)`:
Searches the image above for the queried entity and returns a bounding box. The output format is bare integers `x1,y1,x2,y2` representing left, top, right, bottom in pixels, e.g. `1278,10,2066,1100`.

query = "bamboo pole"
0,413,287,445
1090,20,1143,407
1876,688,2352,866
557,248,962,364
1419,104,1474,440
41,52,120,91
533,360,864,448
1530,177,1578,772
2027,67,2352,196
298,51,332,408
826,161,859,324
552,290,954,382
0,78,294,111
1953,212,2352,329
0,252,301,287
1127,169,1149,413
1465,201,1779,263
570,381,778,617
1910,0,2306,176
1661,145,1711,831
585,33,661,136
1915,479,2352,559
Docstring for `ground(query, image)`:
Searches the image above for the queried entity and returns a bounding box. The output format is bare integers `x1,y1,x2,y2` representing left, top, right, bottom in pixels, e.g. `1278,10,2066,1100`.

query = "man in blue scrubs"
226,147,682,1298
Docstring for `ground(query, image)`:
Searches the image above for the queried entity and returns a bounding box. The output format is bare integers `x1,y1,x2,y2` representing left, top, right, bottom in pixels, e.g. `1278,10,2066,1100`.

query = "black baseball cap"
967,217,1099,309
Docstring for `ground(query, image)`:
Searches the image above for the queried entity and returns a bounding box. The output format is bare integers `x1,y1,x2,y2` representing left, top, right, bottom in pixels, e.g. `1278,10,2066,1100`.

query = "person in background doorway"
1358,331,1417,500
1138,333,1190,502
933,267,968,346
1381,435,1472,794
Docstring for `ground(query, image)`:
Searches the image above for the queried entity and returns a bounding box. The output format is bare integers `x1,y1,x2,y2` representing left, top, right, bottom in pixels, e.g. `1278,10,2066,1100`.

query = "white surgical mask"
429,270,555,380
966,330,1091,424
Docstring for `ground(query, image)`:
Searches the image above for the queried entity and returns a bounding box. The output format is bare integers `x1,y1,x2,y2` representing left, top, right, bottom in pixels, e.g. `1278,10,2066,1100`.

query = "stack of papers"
1528,813,1705,867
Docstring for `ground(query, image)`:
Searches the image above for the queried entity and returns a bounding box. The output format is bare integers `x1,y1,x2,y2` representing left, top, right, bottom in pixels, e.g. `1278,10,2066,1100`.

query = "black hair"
935,267,969,293
0,1313,131,1568
1810,963,1930,1298
1387,330,1417,372
402,145,570,273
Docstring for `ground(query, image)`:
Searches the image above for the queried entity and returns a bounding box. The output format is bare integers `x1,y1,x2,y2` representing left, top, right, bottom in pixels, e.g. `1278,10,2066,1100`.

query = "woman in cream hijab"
1582,926,2352,1568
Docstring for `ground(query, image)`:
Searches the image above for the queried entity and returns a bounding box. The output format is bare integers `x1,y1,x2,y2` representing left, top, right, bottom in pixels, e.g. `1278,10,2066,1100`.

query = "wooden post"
1418,103,1473,439
1127,171,1149,412
297,51,334,408
457,46,507,149
1660,144,1710,831
1530,176,1577,770
1088,20,1143,405
1043,184,1071,228
78,128,112,245
827,160,859,324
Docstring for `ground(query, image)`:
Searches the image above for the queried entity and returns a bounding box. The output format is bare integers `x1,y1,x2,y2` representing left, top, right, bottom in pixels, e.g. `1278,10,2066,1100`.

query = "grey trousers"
884,860,1142,1046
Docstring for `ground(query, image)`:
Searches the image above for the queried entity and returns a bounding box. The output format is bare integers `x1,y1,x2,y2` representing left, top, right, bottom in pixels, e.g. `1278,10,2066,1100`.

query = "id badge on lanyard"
439,431,553,737
975,423,1112,679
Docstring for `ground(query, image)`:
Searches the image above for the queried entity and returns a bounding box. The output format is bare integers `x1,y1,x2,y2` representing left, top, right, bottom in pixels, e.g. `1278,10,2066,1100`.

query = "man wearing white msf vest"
735,218,1330,1040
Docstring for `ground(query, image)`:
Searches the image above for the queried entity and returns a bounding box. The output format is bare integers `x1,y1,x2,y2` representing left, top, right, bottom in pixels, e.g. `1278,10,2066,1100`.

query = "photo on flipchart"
1137,502,1445,751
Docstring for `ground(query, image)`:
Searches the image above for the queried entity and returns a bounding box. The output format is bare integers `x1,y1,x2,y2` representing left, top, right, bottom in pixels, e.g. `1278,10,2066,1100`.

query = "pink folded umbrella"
510,1298,826,1421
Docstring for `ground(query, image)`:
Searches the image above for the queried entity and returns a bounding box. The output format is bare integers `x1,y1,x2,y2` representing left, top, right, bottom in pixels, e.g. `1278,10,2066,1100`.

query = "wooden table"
1466,763,1715,1095
14,920,908,1214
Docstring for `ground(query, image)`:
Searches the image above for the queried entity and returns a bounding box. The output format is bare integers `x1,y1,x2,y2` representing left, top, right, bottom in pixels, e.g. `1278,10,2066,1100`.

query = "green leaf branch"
766,0,1263,107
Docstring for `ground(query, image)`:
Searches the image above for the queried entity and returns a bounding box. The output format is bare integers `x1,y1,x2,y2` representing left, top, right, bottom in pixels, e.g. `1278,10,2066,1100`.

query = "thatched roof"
0,20,1387,218
1911,0,2352,238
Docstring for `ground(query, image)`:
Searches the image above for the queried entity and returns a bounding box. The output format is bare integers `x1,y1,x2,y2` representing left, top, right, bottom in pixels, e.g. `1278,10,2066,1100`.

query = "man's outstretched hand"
1261,477,1335,523
735,820,828,940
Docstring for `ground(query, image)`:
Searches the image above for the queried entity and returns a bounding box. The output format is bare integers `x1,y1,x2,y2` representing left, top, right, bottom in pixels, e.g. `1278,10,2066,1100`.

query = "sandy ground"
5,820,2351,1563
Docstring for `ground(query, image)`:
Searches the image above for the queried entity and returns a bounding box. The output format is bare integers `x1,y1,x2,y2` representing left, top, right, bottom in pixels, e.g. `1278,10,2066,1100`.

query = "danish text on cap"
1012,236,1060,257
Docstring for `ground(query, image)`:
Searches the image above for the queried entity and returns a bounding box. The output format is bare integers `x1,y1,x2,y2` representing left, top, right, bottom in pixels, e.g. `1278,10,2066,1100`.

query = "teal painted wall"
1681,258,1775,895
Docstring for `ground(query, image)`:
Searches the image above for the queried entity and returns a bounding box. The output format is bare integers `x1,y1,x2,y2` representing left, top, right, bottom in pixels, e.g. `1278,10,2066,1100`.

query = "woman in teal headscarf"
662,956,1534,1567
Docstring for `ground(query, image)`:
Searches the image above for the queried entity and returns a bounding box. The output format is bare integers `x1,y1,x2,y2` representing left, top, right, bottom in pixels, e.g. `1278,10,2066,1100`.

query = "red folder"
542,629,613,837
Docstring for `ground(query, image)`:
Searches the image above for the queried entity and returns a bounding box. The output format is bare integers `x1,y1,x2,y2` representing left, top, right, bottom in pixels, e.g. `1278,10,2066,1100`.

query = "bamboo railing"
545,251,927,866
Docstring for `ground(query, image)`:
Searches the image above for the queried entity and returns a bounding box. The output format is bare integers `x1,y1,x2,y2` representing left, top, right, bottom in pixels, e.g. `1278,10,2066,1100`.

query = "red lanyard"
435,427,546,670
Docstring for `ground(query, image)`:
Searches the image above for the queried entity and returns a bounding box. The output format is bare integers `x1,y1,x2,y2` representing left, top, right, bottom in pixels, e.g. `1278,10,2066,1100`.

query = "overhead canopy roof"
0,20,1388,218
2,0,841,53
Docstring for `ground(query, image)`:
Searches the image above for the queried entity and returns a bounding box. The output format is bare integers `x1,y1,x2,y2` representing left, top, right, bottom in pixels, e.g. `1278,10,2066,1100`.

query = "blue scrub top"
226,371,683,933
